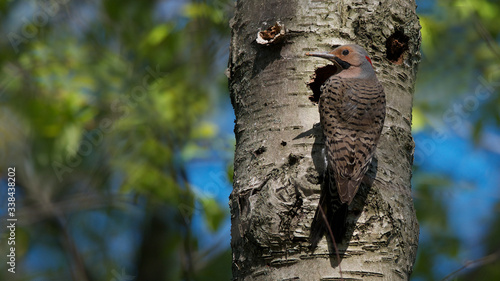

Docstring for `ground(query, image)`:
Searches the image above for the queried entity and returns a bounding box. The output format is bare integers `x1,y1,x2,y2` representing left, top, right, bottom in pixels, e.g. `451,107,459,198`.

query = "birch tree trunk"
229,0,421,280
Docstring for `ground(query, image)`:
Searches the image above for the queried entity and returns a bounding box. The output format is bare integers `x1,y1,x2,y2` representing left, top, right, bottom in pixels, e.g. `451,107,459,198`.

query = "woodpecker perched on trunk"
306,45,386,249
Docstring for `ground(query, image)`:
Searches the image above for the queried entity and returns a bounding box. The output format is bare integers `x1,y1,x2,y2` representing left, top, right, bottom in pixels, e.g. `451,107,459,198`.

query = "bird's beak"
305,52,336,60
306,52,342,69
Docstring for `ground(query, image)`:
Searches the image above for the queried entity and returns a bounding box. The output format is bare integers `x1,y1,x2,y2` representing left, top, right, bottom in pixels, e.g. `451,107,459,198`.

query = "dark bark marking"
307,65,341,103
254,146,267,156
386,29,409,65
257,22,286,45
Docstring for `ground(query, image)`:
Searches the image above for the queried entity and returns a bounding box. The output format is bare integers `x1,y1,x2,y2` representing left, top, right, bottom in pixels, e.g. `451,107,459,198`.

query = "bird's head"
306,44,376,79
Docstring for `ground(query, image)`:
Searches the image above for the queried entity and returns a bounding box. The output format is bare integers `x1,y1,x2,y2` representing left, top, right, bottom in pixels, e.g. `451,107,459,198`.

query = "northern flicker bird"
307,44,386,248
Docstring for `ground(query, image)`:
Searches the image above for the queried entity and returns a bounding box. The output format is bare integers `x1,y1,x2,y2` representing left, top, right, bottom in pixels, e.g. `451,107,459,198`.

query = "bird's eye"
342,49,349,56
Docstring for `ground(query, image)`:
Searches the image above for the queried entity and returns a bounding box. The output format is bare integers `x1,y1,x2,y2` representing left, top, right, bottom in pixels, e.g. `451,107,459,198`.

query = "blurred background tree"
0,0,499,281
412,0,500,280
0,0,233,280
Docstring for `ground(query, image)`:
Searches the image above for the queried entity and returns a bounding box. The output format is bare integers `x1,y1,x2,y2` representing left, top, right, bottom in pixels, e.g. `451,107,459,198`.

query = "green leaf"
472,119,483,145
227,164,234,184
183,3,224,24
200,197,225,232
192,121,217,139
412,107,427,132
143,24,174,47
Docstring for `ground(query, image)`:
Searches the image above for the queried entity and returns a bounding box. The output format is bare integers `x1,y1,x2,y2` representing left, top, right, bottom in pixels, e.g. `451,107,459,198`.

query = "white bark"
229,0,421,280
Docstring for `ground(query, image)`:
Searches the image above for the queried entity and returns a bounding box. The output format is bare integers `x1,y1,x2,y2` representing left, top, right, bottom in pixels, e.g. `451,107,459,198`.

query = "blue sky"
413,126,500,278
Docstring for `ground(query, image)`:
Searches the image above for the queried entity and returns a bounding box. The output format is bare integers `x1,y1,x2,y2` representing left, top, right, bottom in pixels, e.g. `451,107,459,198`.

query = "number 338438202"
7,167,16,214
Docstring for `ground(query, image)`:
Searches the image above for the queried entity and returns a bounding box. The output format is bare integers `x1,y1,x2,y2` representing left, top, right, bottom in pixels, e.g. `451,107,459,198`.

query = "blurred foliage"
0,0,233,280
461,202,500,280
413,0,500,134
412,0,500,280
412,170,461,280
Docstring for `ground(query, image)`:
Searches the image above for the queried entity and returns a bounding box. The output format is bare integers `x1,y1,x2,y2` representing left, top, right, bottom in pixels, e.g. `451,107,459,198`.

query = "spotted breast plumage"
306,44,386,248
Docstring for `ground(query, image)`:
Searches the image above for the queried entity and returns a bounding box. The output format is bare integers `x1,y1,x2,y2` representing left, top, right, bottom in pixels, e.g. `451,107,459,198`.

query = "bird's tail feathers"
309,173,349,250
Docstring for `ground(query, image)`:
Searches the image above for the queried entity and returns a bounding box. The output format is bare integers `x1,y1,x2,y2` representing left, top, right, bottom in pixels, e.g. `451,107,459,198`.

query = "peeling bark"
229,0,421,280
